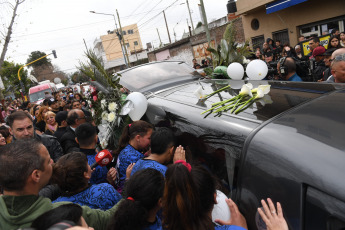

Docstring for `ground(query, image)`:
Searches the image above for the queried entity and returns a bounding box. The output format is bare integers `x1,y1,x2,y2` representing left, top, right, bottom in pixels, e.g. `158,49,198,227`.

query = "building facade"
99,23,143,61
236,0,345,48
93,23,147,72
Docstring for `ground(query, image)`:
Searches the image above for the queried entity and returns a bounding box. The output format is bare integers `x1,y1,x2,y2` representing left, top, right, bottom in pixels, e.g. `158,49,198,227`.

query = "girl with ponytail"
163,163,248,230
115,120,153,192
107,168,164,230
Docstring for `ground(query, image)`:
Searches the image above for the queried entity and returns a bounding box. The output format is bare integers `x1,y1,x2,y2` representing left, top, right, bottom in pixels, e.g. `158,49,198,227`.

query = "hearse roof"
152,79,342,123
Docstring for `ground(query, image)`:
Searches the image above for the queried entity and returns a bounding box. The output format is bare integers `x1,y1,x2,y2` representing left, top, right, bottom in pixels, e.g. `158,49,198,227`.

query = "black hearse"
120,61,345,230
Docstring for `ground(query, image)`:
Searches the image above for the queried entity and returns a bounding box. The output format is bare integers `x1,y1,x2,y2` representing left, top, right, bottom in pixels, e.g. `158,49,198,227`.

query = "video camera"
266,57,316,81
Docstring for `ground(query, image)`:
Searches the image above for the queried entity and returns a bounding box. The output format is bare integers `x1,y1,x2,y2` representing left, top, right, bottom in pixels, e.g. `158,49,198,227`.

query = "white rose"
107,112,116,122
101,99,107,109
108,102,118,112
101,111,108,121
91,109,95,117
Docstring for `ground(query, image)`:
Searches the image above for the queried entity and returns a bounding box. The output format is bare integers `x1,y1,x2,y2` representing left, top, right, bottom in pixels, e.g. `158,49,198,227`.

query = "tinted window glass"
29,89,52,102
119,62,200,92
158,80,337,122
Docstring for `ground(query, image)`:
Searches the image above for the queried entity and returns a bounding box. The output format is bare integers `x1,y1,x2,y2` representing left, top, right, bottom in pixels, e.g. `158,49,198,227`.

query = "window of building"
125,43,130,48
122,30,126,35
251,19,260,31
251,35,265,50
128,29,134,34
134,41,138,46
272,29,289,46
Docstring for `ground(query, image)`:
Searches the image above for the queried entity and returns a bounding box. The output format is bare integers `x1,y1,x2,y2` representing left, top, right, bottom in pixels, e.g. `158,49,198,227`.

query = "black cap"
265,52,273,57
55,111,68,125
47,98,57,106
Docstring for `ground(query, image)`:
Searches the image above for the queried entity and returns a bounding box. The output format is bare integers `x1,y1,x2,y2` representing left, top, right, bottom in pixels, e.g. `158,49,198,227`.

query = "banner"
300,34,330,56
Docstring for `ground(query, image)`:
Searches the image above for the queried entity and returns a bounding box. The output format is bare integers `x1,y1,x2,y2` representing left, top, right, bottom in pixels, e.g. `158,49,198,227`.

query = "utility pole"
187,18,192,37
186,0,195,35
199,0,211,45
156,28,162,47
163,10,172,44
116,9,131,67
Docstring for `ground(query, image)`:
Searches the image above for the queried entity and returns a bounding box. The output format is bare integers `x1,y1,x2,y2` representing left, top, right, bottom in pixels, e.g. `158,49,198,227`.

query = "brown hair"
114,120,153,155
163,164,216,230
51,152,89,194
37,106,49,122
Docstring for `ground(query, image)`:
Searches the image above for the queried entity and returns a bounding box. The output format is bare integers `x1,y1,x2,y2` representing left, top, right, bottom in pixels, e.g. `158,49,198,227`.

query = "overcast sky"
0,0,228,74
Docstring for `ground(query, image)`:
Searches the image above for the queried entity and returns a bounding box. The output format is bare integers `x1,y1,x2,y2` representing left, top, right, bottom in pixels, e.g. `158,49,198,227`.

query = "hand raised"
173,145,186,163
257,198,288,230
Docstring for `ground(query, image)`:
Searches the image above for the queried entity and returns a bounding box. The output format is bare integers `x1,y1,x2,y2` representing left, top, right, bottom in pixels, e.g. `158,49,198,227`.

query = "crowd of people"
0,84,290,230
193,29,345,83
1,31,345,230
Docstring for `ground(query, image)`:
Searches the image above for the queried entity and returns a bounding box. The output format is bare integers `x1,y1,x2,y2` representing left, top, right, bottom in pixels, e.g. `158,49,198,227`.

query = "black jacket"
54,126,67,143
35,133,63,162
312,61,328,81
60,127,79,154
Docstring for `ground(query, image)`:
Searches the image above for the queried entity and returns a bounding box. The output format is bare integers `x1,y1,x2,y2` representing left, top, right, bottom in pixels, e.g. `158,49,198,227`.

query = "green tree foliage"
70,71,91,84
207,21,251,68
0,61,33,98
196,21,203,28
26,51,52,68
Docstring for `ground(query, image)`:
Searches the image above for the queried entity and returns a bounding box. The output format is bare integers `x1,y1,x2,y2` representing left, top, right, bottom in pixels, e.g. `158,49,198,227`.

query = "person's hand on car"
173,145,186,163
258,198,288,230
215,198,248,229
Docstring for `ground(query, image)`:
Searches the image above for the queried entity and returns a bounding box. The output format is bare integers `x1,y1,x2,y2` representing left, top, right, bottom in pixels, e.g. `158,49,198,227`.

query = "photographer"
277,57,303,81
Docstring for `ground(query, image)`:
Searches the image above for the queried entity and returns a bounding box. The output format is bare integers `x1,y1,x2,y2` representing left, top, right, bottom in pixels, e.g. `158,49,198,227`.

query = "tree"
196,21,203,28
70,71,91,84
0,0,27,99
0,61,33,98
26,51,52,68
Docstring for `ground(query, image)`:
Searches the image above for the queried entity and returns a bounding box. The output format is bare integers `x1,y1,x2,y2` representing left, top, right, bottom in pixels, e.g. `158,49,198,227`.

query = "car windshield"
119,61,200,92
29,89,51,102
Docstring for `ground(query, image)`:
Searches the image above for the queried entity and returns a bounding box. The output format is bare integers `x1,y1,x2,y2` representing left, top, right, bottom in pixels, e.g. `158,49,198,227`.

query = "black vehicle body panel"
121,62,345,229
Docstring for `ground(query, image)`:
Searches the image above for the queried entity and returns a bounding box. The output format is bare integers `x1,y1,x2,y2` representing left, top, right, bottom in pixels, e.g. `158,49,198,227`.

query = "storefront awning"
266,0,307,14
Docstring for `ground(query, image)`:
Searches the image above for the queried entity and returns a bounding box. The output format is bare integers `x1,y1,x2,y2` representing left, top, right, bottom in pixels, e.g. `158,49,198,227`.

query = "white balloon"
125,92,148,121
246,60,268,80
227,62,244,80
212,190,231,225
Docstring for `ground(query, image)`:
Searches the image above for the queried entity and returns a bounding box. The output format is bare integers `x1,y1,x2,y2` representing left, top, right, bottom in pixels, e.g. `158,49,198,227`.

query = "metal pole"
116,9,131,67
112,14,128,68
157,28,162,47
199,0,211,44
186,0,195,35
163,10,172,44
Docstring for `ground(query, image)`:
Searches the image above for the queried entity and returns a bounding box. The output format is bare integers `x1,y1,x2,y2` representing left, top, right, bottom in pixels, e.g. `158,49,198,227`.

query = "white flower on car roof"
239,83,253,97
194,86,206,99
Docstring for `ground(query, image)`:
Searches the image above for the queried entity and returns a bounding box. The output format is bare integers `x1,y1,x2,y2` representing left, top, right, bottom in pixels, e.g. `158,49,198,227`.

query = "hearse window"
305,186,345,230
159,81,336,122
120,62,199,92
155,112,243,198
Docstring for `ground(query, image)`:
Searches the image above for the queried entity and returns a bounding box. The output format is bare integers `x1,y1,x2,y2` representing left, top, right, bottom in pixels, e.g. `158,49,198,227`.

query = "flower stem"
205,85,231,99
234,96,256,114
